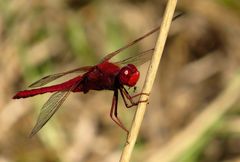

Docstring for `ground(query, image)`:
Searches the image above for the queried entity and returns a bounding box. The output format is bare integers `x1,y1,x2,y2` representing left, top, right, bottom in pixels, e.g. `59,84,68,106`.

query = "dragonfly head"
119,64,140,87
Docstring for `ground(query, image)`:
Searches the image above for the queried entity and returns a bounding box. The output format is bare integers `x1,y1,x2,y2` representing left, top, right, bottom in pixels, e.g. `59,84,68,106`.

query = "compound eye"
119,64,140,87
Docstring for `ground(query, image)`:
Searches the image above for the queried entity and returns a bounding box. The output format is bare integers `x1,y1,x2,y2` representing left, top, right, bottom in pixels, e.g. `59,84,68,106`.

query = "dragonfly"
13,13,182,137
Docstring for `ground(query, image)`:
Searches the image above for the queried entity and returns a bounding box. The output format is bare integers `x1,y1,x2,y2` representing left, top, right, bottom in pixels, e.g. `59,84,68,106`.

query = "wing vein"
29,80,80,137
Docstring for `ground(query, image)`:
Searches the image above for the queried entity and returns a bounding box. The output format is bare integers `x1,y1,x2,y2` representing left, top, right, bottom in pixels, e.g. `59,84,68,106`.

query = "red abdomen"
13,76,83,99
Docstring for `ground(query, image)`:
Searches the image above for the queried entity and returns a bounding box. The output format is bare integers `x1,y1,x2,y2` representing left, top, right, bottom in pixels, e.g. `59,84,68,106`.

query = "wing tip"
28,75,52,88
28,126,39,138
28,131,35,138
28,81,41,88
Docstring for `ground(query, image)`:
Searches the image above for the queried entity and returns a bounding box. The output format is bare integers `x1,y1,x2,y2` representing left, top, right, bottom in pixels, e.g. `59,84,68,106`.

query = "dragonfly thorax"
118,64,140,87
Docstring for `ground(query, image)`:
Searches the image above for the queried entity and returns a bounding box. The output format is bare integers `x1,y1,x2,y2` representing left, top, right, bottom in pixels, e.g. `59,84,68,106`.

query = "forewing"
29,66,92,88
29,89,72,137
101,25,159,62
102,13,183,62
114,48,154,66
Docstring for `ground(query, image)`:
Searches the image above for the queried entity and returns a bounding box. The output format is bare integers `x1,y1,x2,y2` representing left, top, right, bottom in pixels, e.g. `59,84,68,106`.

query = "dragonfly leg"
124,87,149,99
120,89,134,108
110,90,129,133
120,87,149,108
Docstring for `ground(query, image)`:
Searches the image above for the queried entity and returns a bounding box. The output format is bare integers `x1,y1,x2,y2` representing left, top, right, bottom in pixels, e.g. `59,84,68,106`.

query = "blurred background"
1,0,240,162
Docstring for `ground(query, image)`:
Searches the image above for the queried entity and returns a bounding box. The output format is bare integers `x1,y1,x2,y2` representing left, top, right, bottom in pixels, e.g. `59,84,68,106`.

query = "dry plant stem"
119,0,178,162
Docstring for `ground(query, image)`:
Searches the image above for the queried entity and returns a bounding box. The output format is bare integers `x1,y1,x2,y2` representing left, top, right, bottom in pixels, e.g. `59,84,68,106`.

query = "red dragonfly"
13,13,182,137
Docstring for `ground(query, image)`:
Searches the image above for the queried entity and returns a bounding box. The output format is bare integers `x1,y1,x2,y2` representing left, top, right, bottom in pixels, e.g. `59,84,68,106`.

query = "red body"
13,61,123,99
13,57,143,137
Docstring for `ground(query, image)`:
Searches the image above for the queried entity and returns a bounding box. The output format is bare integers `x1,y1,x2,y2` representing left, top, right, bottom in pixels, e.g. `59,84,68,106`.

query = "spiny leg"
120,89,134,108
110,90,128,133
123,86,149,99
120,87,149,108
120,89,142,108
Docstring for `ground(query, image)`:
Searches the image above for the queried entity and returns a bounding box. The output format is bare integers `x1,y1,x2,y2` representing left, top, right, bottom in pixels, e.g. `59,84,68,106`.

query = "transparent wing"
29,83,77,137
114,48,154,66
102,13,183,62
29,66,92,88
101,26,158,62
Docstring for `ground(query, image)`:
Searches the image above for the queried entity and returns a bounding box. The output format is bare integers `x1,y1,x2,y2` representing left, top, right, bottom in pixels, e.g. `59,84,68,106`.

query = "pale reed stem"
119,0,179,162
